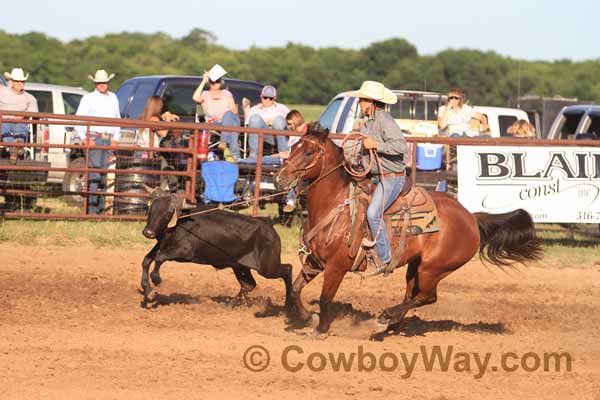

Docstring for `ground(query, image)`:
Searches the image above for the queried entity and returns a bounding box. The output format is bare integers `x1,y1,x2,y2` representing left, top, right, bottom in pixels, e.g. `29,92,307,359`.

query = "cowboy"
0,68,38,143
245,85,290,159
75,69,121,214
348,81,407,276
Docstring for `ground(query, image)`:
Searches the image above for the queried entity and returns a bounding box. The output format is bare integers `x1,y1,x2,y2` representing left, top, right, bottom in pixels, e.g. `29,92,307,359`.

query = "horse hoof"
309,313,320,329
374,314,390,332
310,329,329,340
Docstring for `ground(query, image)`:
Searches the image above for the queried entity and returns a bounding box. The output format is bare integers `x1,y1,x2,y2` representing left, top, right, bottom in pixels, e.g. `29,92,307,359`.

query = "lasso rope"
340,132,388,245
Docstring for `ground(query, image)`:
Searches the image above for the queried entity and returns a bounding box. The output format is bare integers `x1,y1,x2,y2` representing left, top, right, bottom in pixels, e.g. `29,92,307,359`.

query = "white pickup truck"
318,90,530,138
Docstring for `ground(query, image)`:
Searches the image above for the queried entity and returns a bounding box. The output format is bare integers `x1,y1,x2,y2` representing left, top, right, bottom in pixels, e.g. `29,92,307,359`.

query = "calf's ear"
167,208,178,228
167,194,185,228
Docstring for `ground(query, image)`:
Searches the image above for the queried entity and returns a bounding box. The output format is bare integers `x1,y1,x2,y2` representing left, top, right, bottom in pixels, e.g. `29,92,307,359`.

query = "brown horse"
275,128,542,337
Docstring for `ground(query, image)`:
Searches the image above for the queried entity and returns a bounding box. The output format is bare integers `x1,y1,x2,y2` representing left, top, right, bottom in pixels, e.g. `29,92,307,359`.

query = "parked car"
319,89,445,137
546,105,600,140
23,83,88,185
319,90,530,138
116,75,263,121
514,95,585,138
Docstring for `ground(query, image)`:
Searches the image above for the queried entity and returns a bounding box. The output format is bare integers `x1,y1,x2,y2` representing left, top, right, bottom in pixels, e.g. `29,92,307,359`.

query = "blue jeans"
2,122,29,142
88,137,111,214
212,111,240,160
247,115,289,158
367,175,405,264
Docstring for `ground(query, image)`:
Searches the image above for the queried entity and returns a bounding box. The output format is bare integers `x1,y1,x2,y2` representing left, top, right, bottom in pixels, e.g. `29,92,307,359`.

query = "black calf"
141,189,293,311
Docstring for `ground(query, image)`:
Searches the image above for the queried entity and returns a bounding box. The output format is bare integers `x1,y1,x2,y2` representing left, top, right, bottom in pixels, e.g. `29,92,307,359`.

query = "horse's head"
275,126,330,190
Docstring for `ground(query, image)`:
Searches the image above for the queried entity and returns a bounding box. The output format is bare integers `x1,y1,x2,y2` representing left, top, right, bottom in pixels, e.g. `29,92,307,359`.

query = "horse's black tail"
475,209,543,266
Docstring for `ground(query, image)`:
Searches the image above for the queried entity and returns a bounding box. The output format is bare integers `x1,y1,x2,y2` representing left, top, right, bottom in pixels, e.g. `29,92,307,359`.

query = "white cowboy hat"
88,69,115,83
347,81,397,105
207,64,227,82
3,68,29,81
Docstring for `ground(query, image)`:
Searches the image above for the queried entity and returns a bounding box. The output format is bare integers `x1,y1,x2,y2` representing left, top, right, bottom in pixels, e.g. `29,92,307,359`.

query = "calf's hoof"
150,273,162,286
145,288,157,303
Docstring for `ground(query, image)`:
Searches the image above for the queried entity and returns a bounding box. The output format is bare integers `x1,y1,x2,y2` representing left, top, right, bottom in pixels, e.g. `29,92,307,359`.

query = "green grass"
0,200,301,251
535,224,600,266
288,104,325,123
1,196,599,267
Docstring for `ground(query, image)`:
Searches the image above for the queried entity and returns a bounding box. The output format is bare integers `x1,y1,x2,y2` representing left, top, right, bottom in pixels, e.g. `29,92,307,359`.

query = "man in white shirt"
245,86,290,159
75,69,121,214
1,67,38,144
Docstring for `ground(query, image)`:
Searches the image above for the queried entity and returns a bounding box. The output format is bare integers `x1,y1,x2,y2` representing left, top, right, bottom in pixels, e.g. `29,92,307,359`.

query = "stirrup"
364,264,388,278
362,252,390,278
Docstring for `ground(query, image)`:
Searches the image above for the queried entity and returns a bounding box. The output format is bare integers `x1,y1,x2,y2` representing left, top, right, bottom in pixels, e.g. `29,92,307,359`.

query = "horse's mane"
305,122,326,139
303,123,349,182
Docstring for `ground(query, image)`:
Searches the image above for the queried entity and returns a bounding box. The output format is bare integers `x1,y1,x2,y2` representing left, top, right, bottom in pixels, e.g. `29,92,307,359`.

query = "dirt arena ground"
1,243,599,400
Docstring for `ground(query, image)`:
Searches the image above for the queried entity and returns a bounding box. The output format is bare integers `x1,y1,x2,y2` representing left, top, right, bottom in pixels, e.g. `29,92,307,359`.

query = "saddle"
347,175,439,272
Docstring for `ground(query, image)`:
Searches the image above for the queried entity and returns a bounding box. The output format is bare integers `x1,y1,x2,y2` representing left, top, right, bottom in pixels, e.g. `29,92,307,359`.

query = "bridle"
281,137,326,179
279,137,343,193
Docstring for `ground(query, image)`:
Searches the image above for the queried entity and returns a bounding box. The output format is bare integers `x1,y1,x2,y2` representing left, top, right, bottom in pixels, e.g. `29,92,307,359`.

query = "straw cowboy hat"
348,80,397,104
3,68,29,81
88,69,115,83
207,64,227,82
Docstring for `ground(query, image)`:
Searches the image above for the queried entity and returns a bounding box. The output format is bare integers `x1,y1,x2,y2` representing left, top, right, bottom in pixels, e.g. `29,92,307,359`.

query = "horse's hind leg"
232,267,257,305
378,261,450,331
376,258,420,328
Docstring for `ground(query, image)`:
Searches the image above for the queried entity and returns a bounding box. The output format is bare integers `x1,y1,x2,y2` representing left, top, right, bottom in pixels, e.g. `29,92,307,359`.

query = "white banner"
457,146,600,223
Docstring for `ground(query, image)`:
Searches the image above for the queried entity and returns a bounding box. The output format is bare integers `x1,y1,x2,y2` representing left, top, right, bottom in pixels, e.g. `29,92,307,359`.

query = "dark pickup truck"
115,75,263,123
113,75,290,217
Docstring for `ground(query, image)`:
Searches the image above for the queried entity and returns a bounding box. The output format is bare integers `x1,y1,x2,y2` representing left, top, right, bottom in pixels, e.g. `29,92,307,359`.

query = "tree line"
1,28,599,106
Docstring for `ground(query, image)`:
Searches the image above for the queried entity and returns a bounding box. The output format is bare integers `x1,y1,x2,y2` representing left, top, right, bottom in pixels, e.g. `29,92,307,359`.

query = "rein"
178,190,289,219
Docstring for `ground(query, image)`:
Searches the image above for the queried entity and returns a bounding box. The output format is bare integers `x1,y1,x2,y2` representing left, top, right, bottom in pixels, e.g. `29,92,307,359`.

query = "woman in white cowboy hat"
348,80,408,276
192,64,241,161
0,67,38,144
75,69,121,214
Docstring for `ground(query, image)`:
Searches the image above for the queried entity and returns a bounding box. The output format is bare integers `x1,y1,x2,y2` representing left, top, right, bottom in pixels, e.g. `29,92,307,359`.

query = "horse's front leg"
289,261,321,324
314,266,347,334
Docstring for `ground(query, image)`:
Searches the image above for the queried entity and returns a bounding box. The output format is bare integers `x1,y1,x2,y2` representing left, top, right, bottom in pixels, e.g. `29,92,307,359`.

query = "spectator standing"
0,67,38,144
192,64,241,161
75,69,121,214
245,86,290,159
